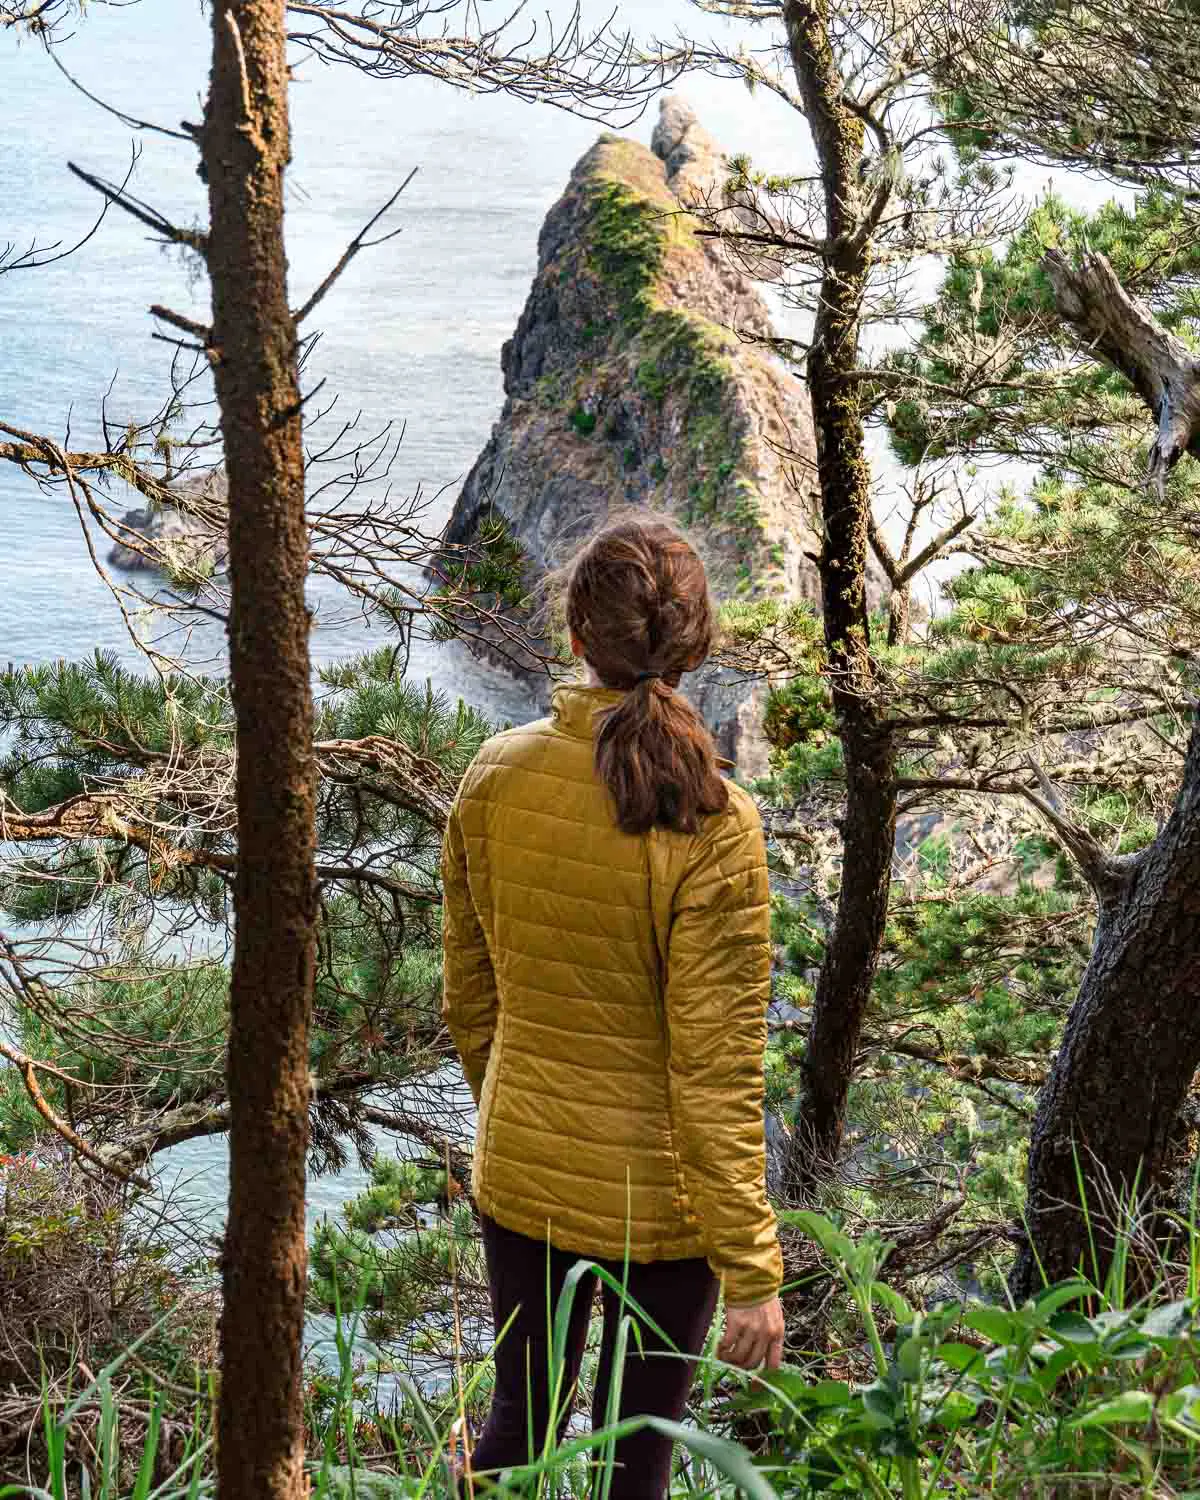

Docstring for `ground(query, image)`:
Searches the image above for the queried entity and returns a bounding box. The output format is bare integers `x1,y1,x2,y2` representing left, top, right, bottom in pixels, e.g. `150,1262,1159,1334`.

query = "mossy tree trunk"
780,0,899,1198
202,5,317,1497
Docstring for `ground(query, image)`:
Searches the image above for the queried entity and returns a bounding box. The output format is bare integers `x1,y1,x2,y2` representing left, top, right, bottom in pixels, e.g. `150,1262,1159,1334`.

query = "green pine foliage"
0,646,495,1172
310,1179,482,1347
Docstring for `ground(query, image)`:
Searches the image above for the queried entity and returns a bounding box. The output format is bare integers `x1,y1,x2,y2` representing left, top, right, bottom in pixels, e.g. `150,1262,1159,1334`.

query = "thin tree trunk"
1011,720,1200,1300
780,0,899,1197
203,6,317,1497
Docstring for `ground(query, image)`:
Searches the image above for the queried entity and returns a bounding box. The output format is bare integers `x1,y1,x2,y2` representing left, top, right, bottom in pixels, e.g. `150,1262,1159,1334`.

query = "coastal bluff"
441,97,823,774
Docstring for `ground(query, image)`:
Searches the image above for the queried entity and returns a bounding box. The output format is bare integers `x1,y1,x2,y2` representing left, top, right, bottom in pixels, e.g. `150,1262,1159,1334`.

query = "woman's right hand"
717,1295,785,1371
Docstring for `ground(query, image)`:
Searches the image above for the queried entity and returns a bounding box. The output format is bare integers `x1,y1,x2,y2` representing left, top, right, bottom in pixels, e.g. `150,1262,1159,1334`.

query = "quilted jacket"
440,682,783,1307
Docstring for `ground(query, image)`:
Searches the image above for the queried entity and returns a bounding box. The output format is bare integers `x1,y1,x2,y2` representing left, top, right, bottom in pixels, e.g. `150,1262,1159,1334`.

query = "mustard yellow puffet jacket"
440,682,783,1308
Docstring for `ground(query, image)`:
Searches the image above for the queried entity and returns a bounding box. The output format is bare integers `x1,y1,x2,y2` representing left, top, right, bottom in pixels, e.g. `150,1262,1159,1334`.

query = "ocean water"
0,0,813,1315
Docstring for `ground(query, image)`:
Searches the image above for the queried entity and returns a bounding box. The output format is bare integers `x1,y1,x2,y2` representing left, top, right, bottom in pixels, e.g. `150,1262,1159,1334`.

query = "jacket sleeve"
440,786,498,1106
664,790,783,1307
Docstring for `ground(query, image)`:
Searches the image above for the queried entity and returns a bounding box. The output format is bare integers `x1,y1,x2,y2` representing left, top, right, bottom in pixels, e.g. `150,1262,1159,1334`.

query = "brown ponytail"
565,518,729,836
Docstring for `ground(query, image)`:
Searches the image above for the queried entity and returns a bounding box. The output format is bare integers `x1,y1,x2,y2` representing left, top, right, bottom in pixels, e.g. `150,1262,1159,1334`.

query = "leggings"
468,1214,719,1499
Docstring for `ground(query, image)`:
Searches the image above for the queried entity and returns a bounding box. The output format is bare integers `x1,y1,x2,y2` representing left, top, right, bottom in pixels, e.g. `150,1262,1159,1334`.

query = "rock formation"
107,470,228,577
441,97,824,775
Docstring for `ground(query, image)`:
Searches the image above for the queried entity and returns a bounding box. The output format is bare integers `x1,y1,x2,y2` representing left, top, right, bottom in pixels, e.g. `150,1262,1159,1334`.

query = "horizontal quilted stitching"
441,682,783,1305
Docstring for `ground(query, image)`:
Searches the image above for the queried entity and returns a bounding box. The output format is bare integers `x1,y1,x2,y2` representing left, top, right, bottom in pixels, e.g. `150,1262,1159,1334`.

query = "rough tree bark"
1012,723,1200,1297
202,5,317,1497
1011,250,1200,1298
780,0,899,1198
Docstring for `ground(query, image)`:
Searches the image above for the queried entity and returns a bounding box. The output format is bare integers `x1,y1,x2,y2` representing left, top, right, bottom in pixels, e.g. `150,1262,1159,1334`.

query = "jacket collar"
549,681,736,771
550,682,626,739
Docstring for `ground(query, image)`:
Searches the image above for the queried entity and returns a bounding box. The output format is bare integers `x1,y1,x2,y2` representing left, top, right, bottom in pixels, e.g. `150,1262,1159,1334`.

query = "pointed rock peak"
651,95,728,202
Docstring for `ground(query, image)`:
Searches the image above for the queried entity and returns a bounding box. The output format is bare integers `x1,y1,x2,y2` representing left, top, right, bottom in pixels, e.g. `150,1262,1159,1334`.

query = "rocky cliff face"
442,98,823,773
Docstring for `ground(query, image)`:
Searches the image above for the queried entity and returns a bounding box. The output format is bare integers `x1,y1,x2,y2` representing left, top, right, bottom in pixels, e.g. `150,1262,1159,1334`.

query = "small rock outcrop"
441,97,824,774
108,470,228,577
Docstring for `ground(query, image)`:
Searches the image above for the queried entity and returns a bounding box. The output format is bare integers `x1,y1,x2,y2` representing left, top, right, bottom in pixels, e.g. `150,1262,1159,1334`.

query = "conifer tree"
679,0,1200,1288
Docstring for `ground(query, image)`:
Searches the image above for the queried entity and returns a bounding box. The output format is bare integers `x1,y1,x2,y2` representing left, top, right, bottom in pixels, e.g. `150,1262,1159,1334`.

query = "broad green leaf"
809,1379,853,1408
1072,1390,1155,1428
871,1281,914,1322
779,1210,855,1267
936,1341,985,1373
1160,1384,1200,1425
965,1305,1020,1345
1034,1344,1081,1390
862,1382,897,1429
921,1301,964,1340
1030,1280,1092,1319
1106,1335,1154,1361
895,1336,923,1382
1048,1310,1100,1344
1143,1300,1196,1339
756,1368,821,1403
928,1387,979,1428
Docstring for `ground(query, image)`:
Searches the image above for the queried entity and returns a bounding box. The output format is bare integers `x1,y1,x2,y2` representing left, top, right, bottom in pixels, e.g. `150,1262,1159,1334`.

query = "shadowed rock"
107,469,228,578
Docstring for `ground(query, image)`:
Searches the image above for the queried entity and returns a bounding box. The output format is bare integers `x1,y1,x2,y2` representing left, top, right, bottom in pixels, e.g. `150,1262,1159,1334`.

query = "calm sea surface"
0,0,810,1323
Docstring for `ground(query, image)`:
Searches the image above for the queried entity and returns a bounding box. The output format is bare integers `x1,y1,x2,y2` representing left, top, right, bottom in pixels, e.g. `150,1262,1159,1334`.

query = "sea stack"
441,97,823,774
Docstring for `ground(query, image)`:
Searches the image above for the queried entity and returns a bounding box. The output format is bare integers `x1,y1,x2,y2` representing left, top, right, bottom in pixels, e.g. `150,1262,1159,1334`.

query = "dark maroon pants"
469,1214,719,1498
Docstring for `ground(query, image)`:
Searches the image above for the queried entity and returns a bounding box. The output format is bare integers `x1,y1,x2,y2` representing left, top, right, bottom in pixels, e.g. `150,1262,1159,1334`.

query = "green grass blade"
131,1390,163,1500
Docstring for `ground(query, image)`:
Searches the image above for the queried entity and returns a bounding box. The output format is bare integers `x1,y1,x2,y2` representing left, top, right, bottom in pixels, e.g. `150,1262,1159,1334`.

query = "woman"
441,517,785,1496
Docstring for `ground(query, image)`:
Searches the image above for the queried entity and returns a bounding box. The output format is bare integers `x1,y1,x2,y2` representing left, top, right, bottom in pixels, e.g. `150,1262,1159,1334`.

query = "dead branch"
285,0,675,126
1043,248,1200,491
0,144,136,274
0,783,441,900
294,169,417,324
66,162,209,258
0,1036,151,1189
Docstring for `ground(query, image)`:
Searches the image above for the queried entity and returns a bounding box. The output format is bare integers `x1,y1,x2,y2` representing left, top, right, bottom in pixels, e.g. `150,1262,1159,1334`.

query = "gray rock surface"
107,470,228,577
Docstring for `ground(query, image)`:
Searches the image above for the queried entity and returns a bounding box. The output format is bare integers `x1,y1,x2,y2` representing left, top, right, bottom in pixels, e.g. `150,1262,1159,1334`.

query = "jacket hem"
476,1190,710,1266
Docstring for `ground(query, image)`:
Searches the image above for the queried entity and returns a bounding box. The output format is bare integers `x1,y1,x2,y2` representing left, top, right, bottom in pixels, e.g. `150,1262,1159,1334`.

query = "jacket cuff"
719,1261,782,1309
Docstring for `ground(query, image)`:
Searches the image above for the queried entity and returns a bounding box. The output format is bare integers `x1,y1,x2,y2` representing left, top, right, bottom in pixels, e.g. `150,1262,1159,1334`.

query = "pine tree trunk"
1007,252,1200,1298
1011,720,1200,1301
791,719,896,1187
780,0,899,1197
203,6,317,1498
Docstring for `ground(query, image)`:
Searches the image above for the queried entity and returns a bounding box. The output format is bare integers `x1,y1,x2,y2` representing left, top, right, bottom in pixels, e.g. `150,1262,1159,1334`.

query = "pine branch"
0,785,441,900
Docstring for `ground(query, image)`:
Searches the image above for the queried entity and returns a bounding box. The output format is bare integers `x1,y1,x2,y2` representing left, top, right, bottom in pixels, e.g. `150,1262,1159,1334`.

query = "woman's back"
442,518,784,1494
443,680,781,1304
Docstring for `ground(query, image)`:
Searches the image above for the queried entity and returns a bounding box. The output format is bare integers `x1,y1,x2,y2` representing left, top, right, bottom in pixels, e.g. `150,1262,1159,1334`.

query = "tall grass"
12,1192,1200,1498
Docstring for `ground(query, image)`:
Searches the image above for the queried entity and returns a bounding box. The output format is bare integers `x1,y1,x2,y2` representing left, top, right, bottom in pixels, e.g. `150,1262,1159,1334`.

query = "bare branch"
294,168,417,325
0,143,138,275
46,44,193,141
895,508,975,588
285,0,675,126
149,305,213,345
67,162,209,258
0,1035,152,1189
867,511,899,585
